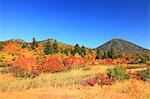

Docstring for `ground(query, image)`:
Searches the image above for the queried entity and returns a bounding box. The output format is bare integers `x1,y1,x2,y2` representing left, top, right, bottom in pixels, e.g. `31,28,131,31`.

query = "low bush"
94,58,129,65
63,58,73,69
128,71,144,80
63,56,86,70
82,74,116,86
107,67,131,80
138,68,150,81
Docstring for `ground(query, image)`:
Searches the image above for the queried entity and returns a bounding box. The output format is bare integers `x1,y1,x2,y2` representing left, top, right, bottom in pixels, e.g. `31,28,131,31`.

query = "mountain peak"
111,38,122,40
96,39,150,54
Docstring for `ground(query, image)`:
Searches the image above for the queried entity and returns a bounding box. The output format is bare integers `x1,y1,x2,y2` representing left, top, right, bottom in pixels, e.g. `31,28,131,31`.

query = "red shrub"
63,56,86,69
63,58,73,66
112,58,129,64
82,74,116,86
72,56,77,63
96,58,129,65
128,71,144,80
11,58,41,77
43,56,64,72
11,55,64,77
80,58,86,66
102,58,112,64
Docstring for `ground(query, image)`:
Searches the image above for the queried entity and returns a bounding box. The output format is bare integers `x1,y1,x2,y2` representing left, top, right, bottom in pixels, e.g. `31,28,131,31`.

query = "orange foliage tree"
11,58,42,77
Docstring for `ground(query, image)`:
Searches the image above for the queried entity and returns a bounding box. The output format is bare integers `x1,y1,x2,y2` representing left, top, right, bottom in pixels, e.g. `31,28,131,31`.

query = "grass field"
0,64,150,99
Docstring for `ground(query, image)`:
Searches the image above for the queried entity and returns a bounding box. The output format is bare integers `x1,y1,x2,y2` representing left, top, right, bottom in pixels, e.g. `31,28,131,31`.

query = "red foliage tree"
43,56,64,72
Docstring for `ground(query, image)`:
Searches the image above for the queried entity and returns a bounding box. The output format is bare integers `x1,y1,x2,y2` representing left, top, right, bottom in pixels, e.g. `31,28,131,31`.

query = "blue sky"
0,0,149,49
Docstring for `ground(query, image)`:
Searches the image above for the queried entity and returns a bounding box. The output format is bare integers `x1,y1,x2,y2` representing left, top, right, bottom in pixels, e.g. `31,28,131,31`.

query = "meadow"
0,64,150,99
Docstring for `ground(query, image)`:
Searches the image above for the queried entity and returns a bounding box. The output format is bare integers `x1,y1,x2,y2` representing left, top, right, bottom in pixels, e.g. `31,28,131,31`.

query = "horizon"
0,0,149,49
1,38,150,50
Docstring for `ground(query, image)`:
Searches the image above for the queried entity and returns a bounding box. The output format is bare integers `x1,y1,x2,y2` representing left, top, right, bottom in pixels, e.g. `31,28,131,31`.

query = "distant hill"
6,39,26,43
38,39,72,48
0,38,72,48
96,39,150,54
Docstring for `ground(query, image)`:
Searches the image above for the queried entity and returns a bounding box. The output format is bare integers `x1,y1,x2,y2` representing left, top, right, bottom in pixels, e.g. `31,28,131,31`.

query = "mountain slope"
38,39,72,48
96,39,150,54
0,38,73,49
6,39,26,43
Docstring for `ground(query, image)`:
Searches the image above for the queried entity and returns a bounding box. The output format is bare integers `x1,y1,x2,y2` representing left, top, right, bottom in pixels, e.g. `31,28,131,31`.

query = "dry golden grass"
0,73,16,82
0,65,110,92
0,79,149,99
0,64,149,99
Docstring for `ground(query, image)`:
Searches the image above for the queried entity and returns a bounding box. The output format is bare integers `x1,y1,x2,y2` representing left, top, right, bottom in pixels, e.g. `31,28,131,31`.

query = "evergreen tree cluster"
96,48,122,60
62,44,86,57
44,39,59,55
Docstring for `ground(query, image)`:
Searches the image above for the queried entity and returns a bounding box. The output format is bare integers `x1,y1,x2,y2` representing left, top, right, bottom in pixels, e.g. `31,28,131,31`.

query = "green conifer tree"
102,51,108,59
52,40,59,53
31,38,38,50
96,49,102,59
44,39,53,55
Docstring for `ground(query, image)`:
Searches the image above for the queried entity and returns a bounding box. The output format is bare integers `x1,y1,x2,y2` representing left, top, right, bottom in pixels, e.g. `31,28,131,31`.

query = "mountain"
96,38,150,54
38,39,72,48
6,39,26,43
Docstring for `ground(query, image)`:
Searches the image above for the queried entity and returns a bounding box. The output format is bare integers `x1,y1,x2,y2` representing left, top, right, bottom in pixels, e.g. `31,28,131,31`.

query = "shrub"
63,56,86,69
10,58,41,77
128,71,144,80
112,58,129,64
82,74,116,86
63,58,73,69
102,58,112,64
22,44,27,49
138,68,150,81
107,67,130,80
10,55,65,77
43,56,64,72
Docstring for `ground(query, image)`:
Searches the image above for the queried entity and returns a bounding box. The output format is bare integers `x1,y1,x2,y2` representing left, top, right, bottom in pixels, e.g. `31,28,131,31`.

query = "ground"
0,64,150,99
